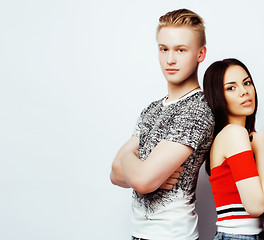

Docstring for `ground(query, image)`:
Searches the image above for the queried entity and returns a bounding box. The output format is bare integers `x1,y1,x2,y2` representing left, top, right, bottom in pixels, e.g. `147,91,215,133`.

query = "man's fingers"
166,178,178,185
169,172,180,178
175,166,183,173
160,183,174,190
159,169,182,190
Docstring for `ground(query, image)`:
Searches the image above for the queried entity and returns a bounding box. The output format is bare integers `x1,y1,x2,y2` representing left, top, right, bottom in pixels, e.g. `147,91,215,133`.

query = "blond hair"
157,9,206,46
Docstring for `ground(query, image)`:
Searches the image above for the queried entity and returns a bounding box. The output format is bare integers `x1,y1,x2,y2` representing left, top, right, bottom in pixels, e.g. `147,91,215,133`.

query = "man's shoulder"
177,92,215,132
188,91,209,106
141,96,165,113
149,96,166,106
182,91,213,115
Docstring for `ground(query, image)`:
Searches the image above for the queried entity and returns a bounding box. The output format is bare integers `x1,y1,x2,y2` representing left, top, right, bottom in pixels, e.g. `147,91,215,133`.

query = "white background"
0,0,263,239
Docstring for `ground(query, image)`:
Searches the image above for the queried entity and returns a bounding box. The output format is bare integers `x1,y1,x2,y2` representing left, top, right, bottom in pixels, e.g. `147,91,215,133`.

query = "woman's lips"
241,99,252,106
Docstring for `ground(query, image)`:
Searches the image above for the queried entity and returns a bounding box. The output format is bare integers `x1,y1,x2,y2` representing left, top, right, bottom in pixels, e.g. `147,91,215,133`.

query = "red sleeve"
227,150,259,182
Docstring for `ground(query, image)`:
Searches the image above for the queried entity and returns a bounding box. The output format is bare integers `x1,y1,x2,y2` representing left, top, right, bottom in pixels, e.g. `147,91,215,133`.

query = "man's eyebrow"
158,44,188,47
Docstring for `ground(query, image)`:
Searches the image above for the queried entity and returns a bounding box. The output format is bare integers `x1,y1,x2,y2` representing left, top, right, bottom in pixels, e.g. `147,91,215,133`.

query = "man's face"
157,26,204,86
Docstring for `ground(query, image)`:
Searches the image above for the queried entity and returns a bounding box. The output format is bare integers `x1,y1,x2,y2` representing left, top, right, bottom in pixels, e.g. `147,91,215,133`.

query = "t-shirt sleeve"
132,102,153,137
132,114,142,137
165,98,214,150
227,150,259,182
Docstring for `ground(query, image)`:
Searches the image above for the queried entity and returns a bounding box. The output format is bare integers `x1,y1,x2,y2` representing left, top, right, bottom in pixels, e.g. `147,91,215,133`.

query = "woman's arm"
251,132,264,192
224,125,264,217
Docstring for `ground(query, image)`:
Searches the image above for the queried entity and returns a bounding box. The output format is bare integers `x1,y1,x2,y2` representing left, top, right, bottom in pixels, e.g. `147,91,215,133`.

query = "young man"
110,9,215,240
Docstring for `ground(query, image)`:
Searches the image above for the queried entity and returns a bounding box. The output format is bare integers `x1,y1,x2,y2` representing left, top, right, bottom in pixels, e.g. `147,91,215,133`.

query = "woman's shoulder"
220,124,249,137
215,124,251,157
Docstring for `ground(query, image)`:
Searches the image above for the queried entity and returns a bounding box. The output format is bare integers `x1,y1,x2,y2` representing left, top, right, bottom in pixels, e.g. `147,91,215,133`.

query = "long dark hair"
203,58,258,175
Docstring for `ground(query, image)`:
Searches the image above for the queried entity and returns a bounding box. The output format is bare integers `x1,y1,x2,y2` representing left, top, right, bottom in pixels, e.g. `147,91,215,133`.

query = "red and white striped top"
209,150,262,234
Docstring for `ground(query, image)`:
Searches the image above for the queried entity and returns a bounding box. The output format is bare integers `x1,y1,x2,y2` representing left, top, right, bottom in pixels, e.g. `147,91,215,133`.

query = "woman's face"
223,65,255,122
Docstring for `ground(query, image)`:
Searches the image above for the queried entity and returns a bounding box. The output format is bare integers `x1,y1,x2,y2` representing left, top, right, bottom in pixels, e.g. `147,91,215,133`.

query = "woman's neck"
228,115,247,128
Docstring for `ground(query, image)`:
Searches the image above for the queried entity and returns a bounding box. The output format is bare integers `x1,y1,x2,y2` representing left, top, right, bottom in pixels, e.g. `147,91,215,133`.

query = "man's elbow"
110,167,131,188
110,172,117,185
110,160,122,186
130,179,158,194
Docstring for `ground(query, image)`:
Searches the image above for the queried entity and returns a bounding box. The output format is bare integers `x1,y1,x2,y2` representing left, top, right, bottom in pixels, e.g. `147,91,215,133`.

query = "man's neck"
166,78,200,102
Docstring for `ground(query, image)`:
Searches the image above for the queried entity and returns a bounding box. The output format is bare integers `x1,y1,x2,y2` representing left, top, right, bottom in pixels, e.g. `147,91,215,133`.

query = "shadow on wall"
196,162,217,240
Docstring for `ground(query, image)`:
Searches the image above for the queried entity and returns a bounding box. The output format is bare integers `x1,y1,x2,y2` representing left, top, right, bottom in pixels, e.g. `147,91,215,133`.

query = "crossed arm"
110,136,192,194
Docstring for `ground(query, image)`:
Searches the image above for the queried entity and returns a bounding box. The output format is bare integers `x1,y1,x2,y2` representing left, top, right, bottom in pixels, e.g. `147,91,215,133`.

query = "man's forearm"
110,136,140,188
120,151,144,188
110,157,131,188
121,140,193,194
110,137,187,194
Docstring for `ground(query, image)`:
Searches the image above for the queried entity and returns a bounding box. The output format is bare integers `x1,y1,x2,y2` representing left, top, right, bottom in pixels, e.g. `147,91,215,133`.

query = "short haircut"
157,8,206,46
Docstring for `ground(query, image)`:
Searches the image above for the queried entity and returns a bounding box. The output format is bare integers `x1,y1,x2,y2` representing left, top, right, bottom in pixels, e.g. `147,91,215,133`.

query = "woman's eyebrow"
242,76,250,82
224,81,236,86
224,76,250,86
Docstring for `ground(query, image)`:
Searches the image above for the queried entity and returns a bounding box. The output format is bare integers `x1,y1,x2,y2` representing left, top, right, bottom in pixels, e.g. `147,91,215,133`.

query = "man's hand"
159,166,183,190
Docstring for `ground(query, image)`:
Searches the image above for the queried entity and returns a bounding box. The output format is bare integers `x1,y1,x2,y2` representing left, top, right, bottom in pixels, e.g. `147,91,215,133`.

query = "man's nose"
167,51,176,65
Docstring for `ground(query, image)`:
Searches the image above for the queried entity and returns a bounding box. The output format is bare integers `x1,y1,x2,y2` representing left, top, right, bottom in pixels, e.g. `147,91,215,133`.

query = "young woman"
203,58,264,239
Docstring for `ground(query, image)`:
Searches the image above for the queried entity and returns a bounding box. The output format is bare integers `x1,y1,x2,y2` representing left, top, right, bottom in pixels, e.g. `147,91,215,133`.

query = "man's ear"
198,46,206,63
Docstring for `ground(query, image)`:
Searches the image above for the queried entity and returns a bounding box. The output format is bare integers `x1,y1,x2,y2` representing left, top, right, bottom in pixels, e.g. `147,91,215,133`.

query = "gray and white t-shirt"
131,91,214,240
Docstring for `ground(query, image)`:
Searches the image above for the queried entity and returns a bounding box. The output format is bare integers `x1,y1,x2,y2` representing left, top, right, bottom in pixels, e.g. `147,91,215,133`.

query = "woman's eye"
178,49,184,53
227,86,235,91
244,80,252,86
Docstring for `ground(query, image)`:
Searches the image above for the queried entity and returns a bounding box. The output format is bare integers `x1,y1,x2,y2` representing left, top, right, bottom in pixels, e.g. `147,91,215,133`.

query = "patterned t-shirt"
131,91,214,240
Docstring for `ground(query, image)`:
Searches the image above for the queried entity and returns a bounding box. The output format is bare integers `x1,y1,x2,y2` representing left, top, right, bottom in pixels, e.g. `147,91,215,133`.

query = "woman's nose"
240,86,248,97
